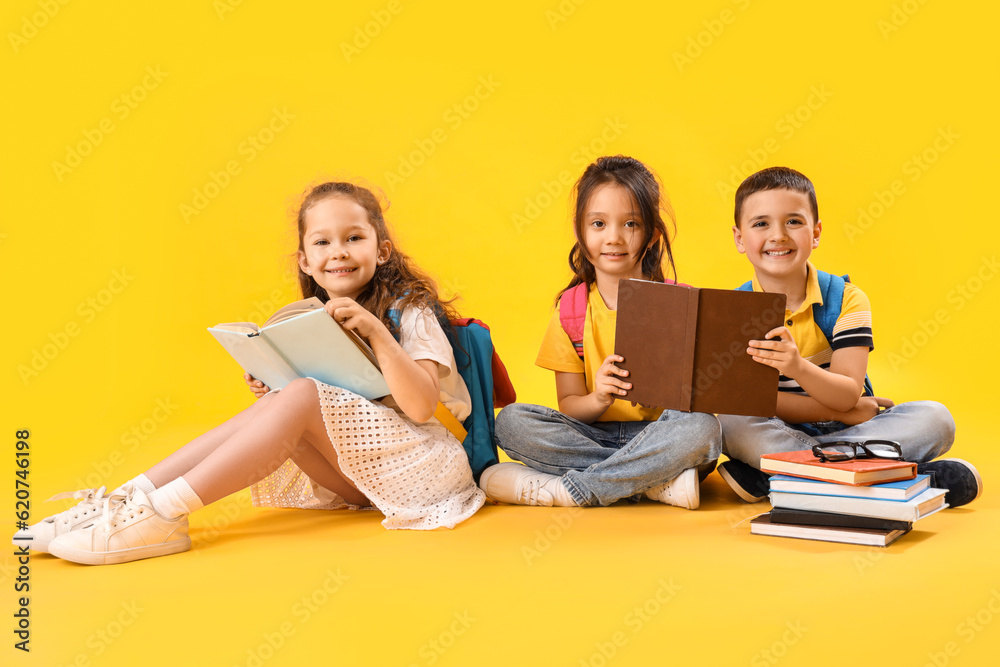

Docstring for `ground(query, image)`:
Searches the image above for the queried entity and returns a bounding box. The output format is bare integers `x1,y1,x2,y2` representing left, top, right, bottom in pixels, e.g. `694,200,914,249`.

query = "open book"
208,297,390,399
614,279,787,417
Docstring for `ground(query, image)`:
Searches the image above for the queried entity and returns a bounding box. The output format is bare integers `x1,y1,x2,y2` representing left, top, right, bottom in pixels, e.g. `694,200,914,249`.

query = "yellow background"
3,1,998,665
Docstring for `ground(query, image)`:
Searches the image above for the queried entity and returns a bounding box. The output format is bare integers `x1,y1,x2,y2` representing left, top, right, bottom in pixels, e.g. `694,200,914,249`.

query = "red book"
759,450,917,486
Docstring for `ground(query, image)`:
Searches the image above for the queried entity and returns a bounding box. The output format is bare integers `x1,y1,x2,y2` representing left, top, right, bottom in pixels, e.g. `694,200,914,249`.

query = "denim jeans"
718,400,955,470
494,403,722,507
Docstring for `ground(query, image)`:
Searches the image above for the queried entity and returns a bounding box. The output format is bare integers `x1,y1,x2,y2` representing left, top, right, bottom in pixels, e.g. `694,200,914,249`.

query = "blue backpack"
737,271,874,396
387,310,516,482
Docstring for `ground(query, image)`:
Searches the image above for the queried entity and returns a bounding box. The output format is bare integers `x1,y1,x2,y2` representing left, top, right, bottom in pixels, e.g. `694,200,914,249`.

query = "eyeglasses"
811,440,904,463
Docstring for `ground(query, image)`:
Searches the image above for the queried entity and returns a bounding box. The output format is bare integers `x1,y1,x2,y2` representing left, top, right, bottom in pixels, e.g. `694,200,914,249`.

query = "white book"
750,514,910,547
208,297,390,400
769,487,948,522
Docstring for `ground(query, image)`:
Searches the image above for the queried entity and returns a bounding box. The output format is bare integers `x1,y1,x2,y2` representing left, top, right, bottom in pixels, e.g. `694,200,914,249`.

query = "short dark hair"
734,166,818,227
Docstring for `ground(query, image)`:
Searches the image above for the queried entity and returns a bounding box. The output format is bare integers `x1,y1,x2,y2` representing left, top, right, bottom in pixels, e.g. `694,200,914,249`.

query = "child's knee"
905,400,956,446
495,403,541,438
275,378,319,411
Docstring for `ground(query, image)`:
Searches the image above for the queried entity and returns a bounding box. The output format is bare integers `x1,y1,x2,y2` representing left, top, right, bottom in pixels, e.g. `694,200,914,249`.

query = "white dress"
250,307,486,530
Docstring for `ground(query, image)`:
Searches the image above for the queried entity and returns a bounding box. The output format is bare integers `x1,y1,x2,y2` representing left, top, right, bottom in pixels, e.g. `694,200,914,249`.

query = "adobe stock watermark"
749,620,809,667
214,0,246,20
578,578,682,667
673,0,753,72
68,397,180,491
406,611,476,667
383,75,501,192
887,255,998,371
179,107,294,223
716,85,833,201
8,0,72,53
512,117,627,233
340,0,409,62
52,601,144,667
18,268,134,385
233,569,350,667
919,589,1000,667
878,0,931,40
843,127,959,243
546,0,587,29
521,506,584,565
52,66,169,182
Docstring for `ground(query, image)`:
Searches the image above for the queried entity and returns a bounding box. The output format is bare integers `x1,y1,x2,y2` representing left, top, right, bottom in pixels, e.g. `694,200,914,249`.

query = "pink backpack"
558,279,688,358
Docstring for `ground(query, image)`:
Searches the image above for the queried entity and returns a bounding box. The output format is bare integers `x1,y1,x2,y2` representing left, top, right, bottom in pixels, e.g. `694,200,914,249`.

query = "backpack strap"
558,283,588,359
559,279,689,359
811,271,845,344
812,271,874,396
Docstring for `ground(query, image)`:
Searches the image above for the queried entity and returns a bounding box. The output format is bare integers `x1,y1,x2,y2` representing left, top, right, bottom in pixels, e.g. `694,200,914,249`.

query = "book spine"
678,288,698,409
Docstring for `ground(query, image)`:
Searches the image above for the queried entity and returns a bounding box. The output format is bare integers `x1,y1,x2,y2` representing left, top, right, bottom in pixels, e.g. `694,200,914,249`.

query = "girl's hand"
244,372,270,399
593,354,631,406
747,326,805,378
324,297,390,342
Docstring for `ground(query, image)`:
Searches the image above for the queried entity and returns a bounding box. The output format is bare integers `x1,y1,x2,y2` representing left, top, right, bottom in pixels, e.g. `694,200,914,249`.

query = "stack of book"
749,450,948,547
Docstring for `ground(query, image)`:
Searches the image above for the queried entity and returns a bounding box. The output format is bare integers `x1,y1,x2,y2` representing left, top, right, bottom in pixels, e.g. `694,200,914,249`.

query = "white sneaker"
479,463,579,507
12,486,122,553
645,468,699,510
48,484,190,565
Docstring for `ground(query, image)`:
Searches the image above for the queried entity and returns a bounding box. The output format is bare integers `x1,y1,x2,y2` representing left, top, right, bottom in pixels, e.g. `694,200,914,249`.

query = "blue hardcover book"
768,474,930,502
208,297,390,400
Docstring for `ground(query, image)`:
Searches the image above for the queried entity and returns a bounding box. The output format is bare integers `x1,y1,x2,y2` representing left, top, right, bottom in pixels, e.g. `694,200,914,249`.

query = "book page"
262,297,326,327
210,322,260,335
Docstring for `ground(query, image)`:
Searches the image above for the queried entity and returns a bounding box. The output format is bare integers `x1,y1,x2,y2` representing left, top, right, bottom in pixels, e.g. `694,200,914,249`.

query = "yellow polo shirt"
536,284,663,422
745,263,874,396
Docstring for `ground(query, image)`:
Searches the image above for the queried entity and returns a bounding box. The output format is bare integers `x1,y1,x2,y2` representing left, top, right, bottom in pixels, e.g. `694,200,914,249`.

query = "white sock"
110,473,156,496
147,477,204,519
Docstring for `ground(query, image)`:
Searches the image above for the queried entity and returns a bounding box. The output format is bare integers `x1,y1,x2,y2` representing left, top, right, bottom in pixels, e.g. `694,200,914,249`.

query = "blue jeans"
494,403,722,507
718,400,955,470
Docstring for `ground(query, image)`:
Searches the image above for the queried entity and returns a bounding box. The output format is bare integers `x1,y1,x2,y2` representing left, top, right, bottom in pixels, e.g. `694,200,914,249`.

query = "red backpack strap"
558,283,588,359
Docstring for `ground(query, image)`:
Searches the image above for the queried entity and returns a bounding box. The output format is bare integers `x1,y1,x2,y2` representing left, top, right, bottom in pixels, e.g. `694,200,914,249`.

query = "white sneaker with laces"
12,486,121,553
645,468,699,510
48,484,190,565
479,462,580,507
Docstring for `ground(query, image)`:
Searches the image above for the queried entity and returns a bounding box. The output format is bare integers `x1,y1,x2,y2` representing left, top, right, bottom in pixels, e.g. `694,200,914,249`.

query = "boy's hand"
834,395,895,425
593,354,631,406
244,372,270,399
748,327,805,377
325,297,389,342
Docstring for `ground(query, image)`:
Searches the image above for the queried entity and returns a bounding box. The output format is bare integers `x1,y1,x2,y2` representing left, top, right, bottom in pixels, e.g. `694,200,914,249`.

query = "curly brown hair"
295,182,458,337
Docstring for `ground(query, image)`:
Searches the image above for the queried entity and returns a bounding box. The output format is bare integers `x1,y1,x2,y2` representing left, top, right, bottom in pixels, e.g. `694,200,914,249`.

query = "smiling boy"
716,167,982,508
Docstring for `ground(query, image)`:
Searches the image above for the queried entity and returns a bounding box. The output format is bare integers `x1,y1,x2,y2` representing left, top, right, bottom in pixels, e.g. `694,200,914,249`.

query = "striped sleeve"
831,283,874,351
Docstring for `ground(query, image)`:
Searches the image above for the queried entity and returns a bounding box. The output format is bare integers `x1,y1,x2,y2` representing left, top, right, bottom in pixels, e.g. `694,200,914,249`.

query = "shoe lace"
516,479,548,505
100,485,138,529
44,486,109,524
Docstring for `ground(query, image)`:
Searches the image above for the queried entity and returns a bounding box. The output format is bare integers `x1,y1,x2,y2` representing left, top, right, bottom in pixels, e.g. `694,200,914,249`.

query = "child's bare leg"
143,394,273,487
183,379,369,506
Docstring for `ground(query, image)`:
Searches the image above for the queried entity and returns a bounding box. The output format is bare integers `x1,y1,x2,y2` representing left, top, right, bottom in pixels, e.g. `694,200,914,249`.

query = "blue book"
208,297,390,400
768,474,930,502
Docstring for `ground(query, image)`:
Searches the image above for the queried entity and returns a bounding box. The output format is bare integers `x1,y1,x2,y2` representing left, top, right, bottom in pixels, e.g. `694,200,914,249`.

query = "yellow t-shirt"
746,262,874,396
535,284,663,422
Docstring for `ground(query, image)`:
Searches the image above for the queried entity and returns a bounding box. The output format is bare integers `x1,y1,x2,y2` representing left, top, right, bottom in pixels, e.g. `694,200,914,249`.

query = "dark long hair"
295,182,458,337
558,155,677,303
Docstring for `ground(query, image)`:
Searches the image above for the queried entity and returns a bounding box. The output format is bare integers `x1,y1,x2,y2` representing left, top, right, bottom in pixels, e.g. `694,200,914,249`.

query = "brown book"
614,279,786,417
